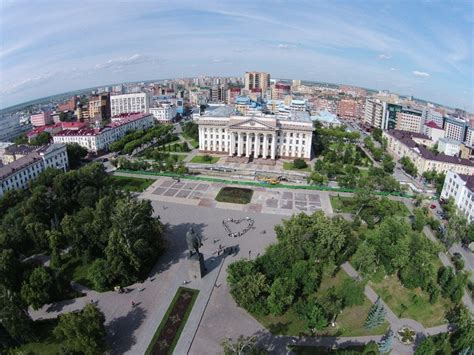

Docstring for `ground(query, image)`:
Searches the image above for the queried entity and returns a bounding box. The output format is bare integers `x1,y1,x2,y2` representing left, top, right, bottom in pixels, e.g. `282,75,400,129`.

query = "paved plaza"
142,176,333,216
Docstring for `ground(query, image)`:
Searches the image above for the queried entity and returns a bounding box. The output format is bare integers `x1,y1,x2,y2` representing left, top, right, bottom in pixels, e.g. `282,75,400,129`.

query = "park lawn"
255,269,388,337
61,255,95,290
283,161,311,172
110,175,154,192
215,187,253,204
370,275,451,327
180,133,199,148
329,195,355,213
190,155,220,164
330,195,409,216
11,319,60,355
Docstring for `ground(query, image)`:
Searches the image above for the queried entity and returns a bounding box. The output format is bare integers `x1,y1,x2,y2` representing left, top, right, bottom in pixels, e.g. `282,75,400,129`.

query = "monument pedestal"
188,252,206,279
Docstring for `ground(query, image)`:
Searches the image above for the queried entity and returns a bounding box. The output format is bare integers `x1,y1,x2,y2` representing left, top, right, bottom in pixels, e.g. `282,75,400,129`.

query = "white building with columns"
197,115,313,160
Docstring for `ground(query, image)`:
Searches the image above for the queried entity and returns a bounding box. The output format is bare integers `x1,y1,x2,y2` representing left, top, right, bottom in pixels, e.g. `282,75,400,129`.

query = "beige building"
383,130,474,176
244,72,271,92
197,115,313,160
395,108,423,133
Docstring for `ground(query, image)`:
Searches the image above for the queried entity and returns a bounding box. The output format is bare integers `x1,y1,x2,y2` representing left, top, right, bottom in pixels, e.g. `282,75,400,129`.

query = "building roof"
311,110,341,124
424,120,442,129
4,144,37,156
459,174,474,191
0,151,41,180
387,129,474,167
438,137,461,146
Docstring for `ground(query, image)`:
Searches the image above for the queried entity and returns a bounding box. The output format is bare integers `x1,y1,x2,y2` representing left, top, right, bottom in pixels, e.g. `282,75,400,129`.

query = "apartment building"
364,99,384,128
438,138,461,157
272,82,291,100
0,143,69,197
88,93,111,120
110,92,152,116
53,113,154,153
383,129,474,176
440,171,474,222
337,99,360,119
244,72,271,92
423,121,445,143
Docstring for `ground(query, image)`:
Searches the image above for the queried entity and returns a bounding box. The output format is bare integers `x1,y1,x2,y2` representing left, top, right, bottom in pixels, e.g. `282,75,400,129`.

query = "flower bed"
146,287,199,355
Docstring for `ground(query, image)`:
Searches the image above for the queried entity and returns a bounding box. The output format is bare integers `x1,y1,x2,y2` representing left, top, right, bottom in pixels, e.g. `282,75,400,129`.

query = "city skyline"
0,0,473,111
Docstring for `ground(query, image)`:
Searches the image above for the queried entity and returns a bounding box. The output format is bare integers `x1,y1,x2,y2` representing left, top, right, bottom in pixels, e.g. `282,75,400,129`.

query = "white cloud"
94,54,163,70
413,70,430,77
378,53,392,60
390,67,397,71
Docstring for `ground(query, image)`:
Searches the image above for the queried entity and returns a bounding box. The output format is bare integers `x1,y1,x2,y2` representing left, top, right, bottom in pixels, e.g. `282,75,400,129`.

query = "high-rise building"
444,116,467,142
88,93,111,120
364,99,383,128
110,92,152,116
244,72,271,93
440,171,474,222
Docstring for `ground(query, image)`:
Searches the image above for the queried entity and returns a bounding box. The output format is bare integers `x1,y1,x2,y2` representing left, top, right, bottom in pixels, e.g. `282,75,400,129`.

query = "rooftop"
459,174,474,191
0,151,41,180
387,129,474,167
424,120,442,129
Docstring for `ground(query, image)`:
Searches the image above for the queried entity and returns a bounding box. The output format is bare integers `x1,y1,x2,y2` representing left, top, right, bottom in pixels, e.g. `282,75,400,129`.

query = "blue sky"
0,0,472,110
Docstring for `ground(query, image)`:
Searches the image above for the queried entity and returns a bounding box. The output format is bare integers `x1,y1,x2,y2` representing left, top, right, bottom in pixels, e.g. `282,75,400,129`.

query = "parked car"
430,204,437,209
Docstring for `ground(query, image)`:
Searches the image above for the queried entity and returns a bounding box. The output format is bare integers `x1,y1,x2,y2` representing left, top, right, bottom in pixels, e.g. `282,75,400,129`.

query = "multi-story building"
364,99,384,128
423,121,445,143
30,111,53,127
395,107,423,133
422,108,444,129
88,93,111,120
464,125,474,146
244,72,271,93
110,92,152,116
337,99,359,120
444,116,467,142
53,113,154,153
226,87,242,104
196,114,313,160
383,129,474,176
0,143,69,197
0,114,32,141
272,82,291,100
440,171,474,222
149,104,177,124
437,137,461,157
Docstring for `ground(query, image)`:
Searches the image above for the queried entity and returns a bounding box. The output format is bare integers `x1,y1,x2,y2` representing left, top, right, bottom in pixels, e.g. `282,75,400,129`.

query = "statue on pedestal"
186,227,203,257
186,226,206,278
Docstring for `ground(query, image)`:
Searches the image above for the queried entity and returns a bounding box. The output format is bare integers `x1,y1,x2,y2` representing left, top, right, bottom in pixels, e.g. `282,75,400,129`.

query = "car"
430,204,436,209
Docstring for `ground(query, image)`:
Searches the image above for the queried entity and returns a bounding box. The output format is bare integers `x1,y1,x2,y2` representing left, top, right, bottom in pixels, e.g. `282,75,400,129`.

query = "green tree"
382,154,395,173
221,335,266,355
267,277,296,315
306,302,328,331
30,131,52,146
415,336,436,355
447,305,474,352
352,242,378,275
0,285,33,344
88,259,110,291
293,158,308,169
400,156,418,177
53,304,106,355
364,297,386,329
66,143,88,169
412,208,428,232
21,267,54,310
338,278,365,307
230,272,269,315
378,330,394,354
0,249,23,291
13,134,28,145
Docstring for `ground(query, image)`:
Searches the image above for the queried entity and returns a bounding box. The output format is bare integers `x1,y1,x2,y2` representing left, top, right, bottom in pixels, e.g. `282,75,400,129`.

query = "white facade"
53,113,155,152
438,138,461,157
423,122,445,143
444,116,467,142
197,115,313,160
150,105,177,124
0,144,68,197
441,171,474,222
364,99,383,128
110,92,152,116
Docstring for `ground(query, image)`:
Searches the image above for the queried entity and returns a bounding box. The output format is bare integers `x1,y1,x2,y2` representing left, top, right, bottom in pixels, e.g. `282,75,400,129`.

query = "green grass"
145,287,199,355
61,255,95,290
10,319,60,355
215,187,253,204
190,155,219,164
254,269,388,337
283,161,312,172
370,275,451,327
330,195,409,216
110,175,154,192
180,133,199,148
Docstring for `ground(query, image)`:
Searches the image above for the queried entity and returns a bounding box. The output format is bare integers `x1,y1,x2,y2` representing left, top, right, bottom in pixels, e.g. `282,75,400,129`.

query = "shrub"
293,158,308,169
